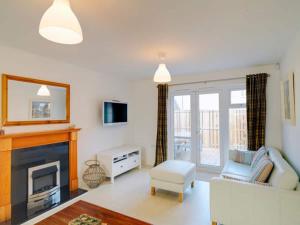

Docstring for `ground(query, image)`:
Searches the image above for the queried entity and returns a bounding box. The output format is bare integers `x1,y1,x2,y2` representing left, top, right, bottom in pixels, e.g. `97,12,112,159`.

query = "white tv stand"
98,145,141,183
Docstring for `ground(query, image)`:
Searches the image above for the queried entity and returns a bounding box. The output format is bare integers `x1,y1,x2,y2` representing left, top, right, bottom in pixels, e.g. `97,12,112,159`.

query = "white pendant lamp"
153,54,172,83
39,0,83,45
37,85,51,96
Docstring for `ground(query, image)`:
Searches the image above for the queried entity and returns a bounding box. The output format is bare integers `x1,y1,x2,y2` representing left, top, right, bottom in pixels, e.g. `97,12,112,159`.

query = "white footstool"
150,160,196,202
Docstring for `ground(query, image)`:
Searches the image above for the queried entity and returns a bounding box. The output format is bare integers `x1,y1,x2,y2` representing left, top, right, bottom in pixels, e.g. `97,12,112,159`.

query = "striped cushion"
222,175,272,186
251,146,267,169
250,155,274,183
230,150,255,165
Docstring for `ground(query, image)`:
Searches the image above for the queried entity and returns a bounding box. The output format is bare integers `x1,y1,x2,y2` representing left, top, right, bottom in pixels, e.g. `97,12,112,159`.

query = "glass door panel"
173,95,192,161
229,89,247,150
170,86,246,172
198,93,221,167
229,108,247,150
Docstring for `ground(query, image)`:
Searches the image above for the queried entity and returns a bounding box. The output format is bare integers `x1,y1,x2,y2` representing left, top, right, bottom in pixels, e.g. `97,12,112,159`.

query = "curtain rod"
169,74,270,87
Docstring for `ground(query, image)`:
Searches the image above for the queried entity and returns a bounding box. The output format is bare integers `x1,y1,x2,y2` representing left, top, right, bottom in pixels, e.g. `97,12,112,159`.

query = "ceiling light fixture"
153,53,172,83
39,0,83,45
37,85,51,96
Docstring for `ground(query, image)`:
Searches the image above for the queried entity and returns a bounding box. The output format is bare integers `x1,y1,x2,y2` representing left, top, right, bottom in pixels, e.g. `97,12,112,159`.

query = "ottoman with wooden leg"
150,160,196,203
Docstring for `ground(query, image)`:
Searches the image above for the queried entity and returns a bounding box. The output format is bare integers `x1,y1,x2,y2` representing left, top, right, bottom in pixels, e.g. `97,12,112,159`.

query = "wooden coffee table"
36,200,152,225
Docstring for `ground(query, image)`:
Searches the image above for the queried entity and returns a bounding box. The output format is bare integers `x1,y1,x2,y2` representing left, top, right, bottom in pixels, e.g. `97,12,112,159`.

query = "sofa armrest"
210,177,300,225
229,149,255,165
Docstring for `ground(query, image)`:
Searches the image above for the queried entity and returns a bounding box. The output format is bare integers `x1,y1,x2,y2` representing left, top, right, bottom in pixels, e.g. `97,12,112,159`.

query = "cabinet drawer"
128,155,140,169
113,160,127,176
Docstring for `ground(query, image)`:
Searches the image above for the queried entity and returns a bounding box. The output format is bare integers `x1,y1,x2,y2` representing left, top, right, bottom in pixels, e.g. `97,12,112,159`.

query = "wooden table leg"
178,193,183,203
151,187,156,195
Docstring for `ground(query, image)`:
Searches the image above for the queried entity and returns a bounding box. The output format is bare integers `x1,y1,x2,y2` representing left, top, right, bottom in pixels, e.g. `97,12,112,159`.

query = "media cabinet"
98,145,141,183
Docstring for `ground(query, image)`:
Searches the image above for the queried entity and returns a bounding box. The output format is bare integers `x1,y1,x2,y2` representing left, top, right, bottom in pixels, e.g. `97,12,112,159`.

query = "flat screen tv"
103,100,128,126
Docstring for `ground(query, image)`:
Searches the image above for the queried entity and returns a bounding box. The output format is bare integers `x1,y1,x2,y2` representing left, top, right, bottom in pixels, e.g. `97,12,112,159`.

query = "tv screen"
103,101,128,125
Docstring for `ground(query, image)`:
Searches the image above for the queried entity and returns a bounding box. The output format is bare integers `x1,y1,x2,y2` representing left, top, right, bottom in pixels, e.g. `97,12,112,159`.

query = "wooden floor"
36,200,152,225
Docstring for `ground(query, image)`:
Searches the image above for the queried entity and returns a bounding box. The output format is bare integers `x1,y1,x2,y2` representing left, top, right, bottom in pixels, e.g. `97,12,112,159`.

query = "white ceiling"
1,0,300,79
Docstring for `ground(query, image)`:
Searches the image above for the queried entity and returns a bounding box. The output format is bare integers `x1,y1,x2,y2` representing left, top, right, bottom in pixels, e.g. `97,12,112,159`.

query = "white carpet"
24,168,211,225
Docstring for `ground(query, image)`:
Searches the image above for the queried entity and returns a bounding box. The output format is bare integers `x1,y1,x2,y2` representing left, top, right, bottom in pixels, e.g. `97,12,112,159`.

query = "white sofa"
210,147,300,225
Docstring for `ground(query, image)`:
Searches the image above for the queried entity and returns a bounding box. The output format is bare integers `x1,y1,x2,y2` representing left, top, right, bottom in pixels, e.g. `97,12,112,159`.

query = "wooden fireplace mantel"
0,128,81,222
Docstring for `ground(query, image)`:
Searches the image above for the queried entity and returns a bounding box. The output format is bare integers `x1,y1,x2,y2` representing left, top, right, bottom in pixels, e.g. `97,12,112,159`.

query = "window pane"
231,90,246,104
199,93,220,166
174,95,191,161
229,108,247,150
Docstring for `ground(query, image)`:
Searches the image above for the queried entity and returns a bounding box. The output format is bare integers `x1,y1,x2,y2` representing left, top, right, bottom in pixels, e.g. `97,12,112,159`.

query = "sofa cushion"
250,155,274,183
150,160,196,184
267,147,299,190
229,150,256,165
222,160,252,178
251,146,267,169
222,173,251,182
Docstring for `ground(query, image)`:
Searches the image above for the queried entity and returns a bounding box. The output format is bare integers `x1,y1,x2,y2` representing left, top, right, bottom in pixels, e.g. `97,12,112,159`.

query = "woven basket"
83,158,106,189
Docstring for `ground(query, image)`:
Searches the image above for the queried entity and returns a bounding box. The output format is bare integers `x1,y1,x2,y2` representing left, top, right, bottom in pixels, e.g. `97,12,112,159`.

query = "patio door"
170,89,223,172
197,91,222,171
171,92,193,162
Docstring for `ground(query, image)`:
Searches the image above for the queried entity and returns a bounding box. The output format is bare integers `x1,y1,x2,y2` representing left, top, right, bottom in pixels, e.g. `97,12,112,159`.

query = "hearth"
27,161,61,216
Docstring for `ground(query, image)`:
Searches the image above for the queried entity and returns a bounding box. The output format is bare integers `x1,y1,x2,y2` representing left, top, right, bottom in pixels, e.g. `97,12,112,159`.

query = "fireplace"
8,140,86,225
0,128,85,225
27,161,61,215
10,142,69,221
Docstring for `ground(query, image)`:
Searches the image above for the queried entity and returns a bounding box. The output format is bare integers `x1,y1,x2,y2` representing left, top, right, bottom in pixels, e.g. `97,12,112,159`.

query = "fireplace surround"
0,128,81,224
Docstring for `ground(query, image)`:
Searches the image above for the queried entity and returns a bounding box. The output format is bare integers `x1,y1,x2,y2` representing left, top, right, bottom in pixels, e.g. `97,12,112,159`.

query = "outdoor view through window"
229,90,247,150
173,89,247,168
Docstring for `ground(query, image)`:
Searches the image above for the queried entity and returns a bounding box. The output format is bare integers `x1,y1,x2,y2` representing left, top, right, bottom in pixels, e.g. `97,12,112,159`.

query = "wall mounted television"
102,100,128,126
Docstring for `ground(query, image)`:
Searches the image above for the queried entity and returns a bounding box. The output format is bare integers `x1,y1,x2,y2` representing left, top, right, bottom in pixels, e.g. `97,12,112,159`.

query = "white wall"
0,44,285,178
133,64,282,166
0,45,134,187
280,31,300,176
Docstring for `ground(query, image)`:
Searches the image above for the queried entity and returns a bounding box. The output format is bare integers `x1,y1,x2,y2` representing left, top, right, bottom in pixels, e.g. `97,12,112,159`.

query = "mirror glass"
5,77,69,124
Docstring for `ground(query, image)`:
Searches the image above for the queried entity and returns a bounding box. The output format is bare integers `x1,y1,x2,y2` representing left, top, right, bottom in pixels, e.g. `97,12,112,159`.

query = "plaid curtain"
154,84,168,166
246,73,268,151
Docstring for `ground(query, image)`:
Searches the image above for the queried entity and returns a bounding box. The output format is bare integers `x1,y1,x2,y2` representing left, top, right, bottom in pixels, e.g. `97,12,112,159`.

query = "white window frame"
168,82,247,172
229,88,247,108
168,89,195,163
228,87,247,152
196,88,224,172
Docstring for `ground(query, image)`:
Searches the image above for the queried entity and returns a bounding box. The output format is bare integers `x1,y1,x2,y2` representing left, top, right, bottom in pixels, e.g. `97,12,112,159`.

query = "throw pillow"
230,150,256,165
250,155,274,183
251,146,267,169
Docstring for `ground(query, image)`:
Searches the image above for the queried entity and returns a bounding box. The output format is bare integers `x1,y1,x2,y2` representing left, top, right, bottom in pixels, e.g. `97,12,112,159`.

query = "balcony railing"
229,108,247,150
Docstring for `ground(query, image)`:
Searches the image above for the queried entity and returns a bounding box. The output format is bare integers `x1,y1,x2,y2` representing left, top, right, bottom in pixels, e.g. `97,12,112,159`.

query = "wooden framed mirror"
2,74,70,126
